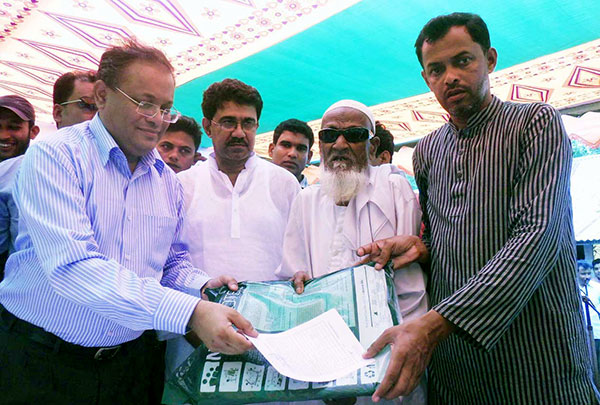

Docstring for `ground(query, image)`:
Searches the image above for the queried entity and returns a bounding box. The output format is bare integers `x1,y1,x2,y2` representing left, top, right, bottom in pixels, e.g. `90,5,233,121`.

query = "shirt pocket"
133,214,178,276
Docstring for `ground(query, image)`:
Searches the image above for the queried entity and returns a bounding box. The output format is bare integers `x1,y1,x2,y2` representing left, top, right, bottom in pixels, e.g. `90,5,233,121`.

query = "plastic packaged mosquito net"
163,263,401,404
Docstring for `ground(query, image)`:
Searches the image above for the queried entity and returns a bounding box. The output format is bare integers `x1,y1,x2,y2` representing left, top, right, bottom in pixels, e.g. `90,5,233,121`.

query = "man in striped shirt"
360,12,598,404
0,39,255,403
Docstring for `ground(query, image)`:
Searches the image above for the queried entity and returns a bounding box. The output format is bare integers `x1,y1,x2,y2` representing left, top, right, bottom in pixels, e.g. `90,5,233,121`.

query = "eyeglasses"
211,118,258,133
114,87,180,123
59,96,98,112
318,127,371,143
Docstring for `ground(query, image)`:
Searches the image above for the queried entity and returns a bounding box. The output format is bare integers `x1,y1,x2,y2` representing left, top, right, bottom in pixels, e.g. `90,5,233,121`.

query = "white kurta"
178,153,300,281
164,153,300,379
277,164,428,404
278,163,428,322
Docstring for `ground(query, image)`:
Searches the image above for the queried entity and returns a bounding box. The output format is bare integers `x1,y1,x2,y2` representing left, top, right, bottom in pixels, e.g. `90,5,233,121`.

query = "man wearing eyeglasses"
165,78,300,378
276,99,427,403
0,40,256,403
52,70,97,129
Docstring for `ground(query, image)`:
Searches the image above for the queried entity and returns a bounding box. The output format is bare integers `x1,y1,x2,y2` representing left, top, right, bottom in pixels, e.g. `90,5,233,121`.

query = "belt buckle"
93,345,121,361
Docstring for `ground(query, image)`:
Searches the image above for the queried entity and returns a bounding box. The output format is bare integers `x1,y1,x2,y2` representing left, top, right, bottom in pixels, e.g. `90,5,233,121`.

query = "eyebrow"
219,115,256,121
426,51,473,68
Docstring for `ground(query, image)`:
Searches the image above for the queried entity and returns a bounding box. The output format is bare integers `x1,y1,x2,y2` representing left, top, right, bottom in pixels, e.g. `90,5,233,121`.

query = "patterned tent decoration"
0,0,599,159
1,0,359,126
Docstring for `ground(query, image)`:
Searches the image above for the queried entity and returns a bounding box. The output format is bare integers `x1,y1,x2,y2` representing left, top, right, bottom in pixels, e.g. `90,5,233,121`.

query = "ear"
268,143,275,158
368,137,380,161
381,150,392,164
421,70,430,88
202,117,212,138
52,104,63,127
193,152,202,163
94,80,108,111
307,149,313,164
486,47,498,73
29,125,40,140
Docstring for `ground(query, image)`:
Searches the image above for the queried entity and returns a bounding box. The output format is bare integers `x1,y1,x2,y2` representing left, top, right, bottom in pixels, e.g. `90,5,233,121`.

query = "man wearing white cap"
277,100,428,403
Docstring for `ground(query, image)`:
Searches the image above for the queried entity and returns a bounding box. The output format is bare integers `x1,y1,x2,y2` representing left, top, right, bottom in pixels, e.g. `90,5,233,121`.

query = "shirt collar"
90,115,165,175
208,151,257,172
449,95,503,131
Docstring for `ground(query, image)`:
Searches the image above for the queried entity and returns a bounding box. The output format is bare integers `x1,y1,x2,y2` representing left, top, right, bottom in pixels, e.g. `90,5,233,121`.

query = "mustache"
227,139,248,146
445,85,468,96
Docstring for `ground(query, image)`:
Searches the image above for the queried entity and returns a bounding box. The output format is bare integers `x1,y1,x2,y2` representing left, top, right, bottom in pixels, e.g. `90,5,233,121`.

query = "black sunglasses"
318,127,371,143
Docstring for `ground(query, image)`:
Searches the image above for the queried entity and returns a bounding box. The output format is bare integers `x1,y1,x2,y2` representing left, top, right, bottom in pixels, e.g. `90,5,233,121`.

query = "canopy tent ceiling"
1,0,600,158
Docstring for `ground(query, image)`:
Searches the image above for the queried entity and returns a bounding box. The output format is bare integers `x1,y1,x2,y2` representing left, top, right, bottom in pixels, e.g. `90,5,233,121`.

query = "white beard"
319,165,369,205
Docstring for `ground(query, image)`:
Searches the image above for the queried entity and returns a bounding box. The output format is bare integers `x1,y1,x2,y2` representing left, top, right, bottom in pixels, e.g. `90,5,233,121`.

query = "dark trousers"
0,250,7,281
0,307,165,405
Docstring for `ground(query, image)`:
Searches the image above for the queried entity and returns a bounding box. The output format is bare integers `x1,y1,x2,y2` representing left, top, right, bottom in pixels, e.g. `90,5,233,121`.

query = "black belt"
0,304,148,361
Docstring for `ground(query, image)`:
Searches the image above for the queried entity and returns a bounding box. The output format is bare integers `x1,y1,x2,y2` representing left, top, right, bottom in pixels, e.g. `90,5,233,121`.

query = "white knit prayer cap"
323,99,376,136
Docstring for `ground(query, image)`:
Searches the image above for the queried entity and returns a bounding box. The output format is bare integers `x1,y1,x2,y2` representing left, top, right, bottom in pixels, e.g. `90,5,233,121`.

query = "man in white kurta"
164,79,300,378
278,163,427,321
178,152,299,282
277,100,427,404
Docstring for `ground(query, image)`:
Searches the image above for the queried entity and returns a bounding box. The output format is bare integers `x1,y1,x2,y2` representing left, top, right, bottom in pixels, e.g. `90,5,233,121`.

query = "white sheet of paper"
245,309,375,382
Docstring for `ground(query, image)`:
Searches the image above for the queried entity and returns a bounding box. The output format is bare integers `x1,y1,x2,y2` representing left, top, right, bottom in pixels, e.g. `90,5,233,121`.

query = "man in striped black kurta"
361,12,599,404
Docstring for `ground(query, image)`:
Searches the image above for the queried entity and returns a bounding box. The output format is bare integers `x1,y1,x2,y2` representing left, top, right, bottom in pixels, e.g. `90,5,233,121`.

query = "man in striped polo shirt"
360,12,598,404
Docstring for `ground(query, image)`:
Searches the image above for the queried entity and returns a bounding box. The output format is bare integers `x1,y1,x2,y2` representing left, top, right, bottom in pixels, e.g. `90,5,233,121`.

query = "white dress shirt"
165,153,299,378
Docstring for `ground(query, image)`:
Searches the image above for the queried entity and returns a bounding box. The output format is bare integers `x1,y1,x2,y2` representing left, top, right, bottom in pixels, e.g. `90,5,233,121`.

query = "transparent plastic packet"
163,262,400,405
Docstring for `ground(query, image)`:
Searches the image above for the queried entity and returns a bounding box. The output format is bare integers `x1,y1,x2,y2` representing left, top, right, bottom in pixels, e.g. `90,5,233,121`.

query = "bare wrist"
423,310,455,342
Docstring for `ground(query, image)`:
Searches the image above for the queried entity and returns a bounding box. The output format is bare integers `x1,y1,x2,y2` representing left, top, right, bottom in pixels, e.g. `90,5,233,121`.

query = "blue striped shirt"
0,115,208,347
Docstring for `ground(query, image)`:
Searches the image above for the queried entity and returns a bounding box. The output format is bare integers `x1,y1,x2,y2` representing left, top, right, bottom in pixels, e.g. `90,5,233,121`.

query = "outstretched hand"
363,311,453,401
355,235,429,270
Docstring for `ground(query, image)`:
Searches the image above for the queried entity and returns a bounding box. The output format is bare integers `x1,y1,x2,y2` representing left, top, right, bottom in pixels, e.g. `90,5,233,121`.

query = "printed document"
246,309,375,382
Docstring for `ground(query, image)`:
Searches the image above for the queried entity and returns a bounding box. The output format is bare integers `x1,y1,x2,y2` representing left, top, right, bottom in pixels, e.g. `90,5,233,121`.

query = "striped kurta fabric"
0,115,209,347
413,96,599,404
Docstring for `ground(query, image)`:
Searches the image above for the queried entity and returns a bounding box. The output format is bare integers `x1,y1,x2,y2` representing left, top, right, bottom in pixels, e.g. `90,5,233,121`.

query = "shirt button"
107,331,114,336
127,215,132,221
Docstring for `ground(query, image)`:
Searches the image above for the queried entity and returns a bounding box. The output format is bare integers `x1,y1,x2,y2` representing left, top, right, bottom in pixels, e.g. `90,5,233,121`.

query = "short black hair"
273,118,314,148
166,115,202,149
415,12,490,67
373,121,394,159
578,260,592,270
593,258,600,267
201,78,263,120
53,70,97,105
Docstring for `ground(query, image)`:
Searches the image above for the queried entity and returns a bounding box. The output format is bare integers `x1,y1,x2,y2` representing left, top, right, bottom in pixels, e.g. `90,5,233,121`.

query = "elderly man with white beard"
277,100,428,404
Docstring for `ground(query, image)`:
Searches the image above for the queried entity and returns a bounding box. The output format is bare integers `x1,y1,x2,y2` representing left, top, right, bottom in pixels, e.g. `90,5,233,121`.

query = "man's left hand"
363,310,454,402
201,275,239,299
